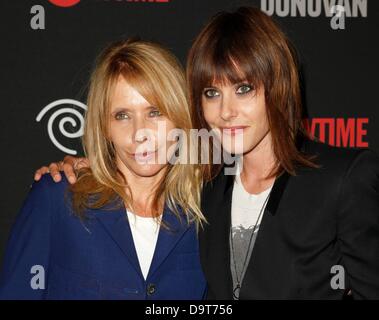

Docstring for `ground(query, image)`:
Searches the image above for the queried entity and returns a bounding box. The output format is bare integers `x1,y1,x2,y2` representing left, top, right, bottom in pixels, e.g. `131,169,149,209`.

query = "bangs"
100,39,190,134
193,12,265,90
106,59,162,115
199,52,262,89
122,68,161,110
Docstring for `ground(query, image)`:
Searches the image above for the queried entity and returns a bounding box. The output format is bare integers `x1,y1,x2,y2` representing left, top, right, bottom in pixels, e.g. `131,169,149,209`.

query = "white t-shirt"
127,210,161,279
230,168,273,298
231,172,273,235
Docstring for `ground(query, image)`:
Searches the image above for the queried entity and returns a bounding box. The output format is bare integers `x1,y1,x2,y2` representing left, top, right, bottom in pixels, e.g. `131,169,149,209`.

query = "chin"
222,142,258,157
220,141,246,156
130,164,166,178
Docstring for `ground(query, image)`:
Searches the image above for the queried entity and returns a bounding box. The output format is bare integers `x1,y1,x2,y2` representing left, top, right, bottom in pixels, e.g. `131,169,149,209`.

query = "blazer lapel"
147,205,191,278
94,203,190,281
94,206,143,279
202,171,235,299
265,170,291,216
239,169,291,298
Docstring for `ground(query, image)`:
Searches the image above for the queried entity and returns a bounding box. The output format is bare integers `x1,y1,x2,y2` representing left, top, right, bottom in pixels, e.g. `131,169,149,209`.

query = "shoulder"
301,138,379,178
202,139,379,193
26,174,71,206
303,138,359,167
8,175,73,239
202,168,232,200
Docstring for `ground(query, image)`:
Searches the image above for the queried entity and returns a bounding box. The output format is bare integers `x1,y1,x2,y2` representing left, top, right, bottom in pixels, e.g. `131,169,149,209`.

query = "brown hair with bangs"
187,6,318,181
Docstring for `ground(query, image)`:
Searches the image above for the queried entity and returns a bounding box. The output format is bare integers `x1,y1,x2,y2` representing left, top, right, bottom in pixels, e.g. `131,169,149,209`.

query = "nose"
133,117,149,144
220,94,238,122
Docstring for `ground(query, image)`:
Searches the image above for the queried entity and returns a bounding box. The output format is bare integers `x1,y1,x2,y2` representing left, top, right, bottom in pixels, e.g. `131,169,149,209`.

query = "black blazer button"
147,283,156,295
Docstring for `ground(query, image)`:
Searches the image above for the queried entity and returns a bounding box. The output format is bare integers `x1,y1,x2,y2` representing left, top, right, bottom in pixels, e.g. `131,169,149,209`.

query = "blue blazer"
0,175,207,300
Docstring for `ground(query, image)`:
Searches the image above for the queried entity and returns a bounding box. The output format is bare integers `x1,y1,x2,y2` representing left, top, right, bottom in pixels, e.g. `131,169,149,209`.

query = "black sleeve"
337,149,379,299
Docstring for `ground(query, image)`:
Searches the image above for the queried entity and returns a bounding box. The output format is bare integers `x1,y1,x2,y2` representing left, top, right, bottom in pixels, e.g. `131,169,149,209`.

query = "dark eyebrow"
233,80,250,87
203,81,250,90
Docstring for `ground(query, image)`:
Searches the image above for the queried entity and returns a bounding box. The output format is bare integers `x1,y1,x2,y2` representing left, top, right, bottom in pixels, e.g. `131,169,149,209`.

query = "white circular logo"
36,99,87,155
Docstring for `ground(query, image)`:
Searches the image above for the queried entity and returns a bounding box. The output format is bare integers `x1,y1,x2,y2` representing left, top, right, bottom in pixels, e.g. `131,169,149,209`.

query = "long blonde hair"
70,38,205,228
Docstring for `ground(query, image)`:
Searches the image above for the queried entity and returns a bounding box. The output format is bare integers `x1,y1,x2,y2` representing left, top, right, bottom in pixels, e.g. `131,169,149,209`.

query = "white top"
230,163,273,296
231,172,273,232
127,210,161,279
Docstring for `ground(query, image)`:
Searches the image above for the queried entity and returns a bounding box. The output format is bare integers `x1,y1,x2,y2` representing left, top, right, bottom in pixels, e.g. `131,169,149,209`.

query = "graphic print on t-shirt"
230,170,273,298
231,223,260,279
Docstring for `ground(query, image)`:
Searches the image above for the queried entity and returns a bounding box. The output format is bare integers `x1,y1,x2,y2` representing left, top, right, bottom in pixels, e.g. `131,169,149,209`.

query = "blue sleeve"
0,177,55,300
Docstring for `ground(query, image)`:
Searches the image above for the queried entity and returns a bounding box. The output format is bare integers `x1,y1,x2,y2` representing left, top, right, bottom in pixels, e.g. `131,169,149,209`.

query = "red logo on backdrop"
304,118,369,148
48,0,81,7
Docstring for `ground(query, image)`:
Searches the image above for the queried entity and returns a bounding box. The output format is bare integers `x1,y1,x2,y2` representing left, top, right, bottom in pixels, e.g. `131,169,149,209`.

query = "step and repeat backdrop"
0,0,377,262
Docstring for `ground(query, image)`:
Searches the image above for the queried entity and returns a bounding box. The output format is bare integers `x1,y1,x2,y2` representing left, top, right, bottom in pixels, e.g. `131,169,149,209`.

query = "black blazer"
200,138,379,299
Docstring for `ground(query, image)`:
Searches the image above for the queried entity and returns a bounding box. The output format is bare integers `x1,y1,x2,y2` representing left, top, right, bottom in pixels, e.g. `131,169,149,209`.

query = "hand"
34,156,89,184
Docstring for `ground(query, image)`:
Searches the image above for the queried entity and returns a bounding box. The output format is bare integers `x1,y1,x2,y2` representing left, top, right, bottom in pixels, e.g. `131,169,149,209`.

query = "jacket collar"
207,160,291,299
92,202,190,280
222,164,291,216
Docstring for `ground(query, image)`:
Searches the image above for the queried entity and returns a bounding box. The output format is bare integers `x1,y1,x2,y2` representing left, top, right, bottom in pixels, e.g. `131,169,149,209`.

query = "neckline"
126,210,162,221
234,171,274,198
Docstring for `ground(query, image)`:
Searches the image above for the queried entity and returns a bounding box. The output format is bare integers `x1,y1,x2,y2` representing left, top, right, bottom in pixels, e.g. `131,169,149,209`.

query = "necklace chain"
230,189,272,300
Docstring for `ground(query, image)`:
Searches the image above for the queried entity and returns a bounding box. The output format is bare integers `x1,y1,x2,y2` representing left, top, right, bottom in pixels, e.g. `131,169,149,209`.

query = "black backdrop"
0,0,377,264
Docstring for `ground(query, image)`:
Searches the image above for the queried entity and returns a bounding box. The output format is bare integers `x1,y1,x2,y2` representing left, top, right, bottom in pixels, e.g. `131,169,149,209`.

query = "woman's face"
109,76,177,178
201,81,270,156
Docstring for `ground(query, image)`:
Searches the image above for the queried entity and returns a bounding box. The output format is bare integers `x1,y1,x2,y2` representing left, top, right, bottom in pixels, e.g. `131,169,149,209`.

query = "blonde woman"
0,39,206,299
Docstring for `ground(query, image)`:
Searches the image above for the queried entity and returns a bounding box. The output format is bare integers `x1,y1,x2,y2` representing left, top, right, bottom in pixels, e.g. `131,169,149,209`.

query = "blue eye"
203,89,220,98
115,112,129,120
149,109,162,117
236,84,253,95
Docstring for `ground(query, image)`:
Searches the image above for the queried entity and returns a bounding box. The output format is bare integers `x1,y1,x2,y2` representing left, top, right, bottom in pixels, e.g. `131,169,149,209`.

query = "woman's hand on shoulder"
33,155,89,184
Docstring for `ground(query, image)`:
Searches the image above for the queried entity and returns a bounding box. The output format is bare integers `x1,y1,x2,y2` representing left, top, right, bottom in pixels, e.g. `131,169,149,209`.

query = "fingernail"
68,176,75,184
